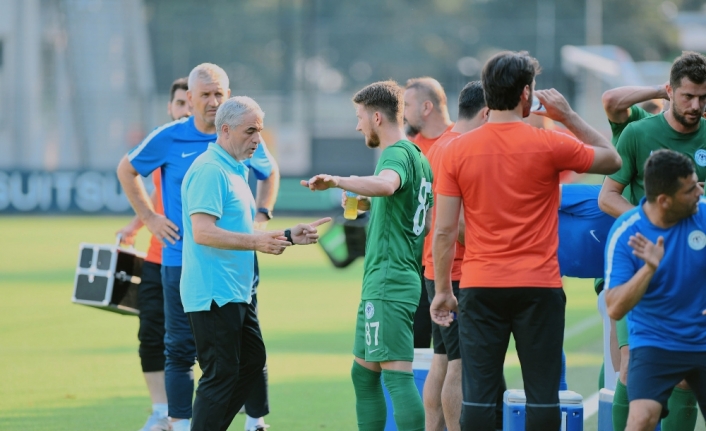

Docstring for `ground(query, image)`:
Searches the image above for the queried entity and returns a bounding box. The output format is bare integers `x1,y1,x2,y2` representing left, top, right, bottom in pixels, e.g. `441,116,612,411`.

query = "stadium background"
1,0,706,430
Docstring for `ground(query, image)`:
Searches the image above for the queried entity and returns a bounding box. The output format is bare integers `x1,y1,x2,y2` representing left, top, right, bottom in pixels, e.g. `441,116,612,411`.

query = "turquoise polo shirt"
180,142,256,312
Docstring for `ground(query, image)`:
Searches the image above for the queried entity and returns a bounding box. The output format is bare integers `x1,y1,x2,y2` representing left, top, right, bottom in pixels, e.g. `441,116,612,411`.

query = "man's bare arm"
606,234,664,320
598,177,634,218
602,84,668,124
254,158,280,228
535,89,621,175
191,213,288,253
303,170,401,197
117,156,179,245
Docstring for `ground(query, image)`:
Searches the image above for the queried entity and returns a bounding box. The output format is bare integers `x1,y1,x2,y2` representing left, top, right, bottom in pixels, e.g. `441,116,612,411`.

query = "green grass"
0,216,628,430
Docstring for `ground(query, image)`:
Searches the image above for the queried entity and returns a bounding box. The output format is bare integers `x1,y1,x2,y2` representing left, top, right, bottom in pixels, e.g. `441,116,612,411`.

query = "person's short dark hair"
640,100,661,114
670,51,706,90
644,150,695,202
353,80,404,124
170,77,188,102
457,81,486,120
405,77,448,111
481,51,541,111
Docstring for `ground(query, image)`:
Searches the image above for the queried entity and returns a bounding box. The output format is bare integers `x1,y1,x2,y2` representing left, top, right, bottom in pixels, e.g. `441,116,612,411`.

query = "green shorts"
617,317,629,348
352,299,416,362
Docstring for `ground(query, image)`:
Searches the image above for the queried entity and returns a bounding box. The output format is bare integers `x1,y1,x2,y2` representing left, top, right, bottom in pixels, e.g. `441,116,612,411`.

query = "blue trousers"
162,265,196,419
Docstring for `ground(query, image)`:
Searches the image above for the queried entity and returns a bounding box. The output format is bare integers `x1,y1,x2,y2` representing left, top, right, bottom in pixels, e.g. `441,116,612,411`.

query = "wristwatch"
257,207,273,220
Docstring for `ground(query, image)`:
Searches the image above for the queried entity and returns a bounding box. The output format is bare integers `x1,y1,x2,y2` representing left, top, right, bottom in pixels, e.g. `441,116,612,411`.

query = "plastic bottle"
344,191,359,220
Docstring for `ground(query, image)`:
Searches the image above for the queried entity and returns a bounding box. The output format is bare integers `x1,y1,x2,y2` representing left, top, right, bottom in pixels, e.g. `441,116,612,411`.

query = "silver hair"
215,96,265,136
187,63,229,91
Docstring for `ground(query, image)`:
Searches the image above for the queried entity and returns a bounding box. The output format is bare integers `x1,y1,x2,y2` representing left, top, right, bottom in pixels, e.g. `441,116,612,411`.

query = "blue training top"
127,116,274,266
180,143,256,312
558,184,616,278
605,197,706,352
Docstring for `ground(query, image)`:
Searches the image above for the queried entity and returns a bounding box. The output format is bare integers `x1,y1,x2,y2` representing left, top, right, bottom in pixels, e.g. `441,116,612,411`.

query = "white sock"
245,415,266,430
171,419,190,431
152,403,168,418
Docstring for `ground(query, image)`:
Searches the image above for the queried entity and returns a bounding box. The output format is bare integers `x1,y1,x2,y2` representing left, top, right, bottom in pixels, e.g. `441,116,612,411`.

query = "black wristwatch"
284,229,295,245
257,207,273,220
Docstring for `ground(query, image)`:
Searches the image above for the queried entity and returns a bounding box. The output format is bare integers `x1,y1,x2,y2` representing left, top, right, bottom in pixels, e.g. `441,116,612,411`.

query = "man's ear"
373,111,383,126
657,194,671,209
522,85,531,102
666,84,674,102
422,100,434,116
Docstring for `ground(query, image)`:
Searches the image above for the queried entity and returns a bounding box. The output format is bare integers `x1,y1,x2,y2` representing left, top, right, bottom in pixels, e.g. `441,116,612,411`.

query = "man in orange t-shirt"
421,81,489,431
430,51,621,431
116,77,190,431
403,77,454,351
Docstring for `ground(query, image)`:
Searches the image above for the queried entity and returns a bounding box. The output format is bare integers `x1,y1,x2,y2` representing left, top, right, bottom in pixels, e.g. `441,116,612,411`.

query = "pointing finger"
309,217,332,227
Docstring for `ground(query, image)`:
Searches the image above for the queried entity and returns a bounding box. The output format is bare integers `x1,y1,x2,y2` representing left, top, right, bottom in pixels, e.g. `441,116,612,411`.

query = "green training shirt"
361,140,433,305
609,114,706,205
609,105,653,146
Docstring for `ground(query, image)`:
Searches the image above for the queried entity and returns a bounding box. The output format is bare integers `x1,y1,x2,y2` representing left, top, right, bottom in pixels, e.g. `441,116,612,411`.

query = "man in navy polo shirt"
117,63,277,431
181,96,329,431
605,150,706,431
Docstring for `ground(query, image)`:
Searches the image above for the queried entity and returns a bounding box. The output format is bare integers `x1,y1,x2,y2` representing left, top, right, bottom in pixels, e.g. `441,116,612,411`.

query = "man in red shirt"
422,81,488,431
430,51,621,431
404,77,454,350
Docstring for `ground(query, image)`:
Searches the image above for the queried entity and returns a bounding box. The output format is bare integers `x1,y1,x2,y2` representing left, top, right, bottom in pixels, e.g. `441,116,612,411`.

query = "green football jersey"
609,105,654,202
361,140,433,305
609,105,653,146
610,114,706,205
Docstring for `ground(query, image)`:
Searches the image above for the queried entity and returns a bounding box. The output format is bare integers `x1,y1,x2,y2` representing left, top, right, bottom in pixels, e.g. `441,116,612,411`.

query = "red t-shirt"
422,130,464,281
436,122,595,288
145,169,163,265
410,124,454,156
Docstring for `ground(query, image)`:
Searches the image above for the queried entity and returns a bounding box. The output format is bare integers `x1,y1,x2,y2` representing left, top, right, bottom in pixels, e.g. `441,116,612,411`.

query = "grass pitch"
0,215,658,430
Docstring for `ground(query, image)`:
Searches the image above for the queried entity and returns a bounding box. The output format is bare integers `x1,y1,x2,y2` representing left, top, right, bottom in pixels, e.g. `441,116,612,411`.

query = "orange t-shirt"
436,122,595,288
422,130,464,281
145,169,164,265
411,124,454,156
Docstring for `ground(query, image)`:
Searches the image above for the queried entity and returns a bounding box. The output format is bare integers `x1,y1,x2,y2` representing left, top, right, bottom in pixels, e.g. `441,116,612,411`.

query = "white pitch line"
564,314,601,340
562,314,602,421
583,391,600,421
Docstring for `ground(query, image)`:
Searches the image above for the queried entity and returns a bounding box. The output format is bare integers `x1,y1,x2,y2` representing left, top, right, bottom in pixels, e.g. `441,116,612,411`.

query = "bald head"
405,77,448,112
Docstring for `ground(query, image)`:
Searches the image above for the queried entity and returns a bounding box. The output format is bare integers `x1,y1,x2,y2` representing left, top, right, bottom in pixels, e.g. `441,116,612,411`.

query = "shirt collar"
208,142,248,176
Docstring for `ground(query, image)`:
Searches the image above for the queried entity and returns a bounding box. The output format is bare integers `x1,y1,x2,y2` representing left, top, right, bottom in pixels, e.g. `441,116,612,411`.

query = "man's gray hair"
188,63,229,90
215,96,265,136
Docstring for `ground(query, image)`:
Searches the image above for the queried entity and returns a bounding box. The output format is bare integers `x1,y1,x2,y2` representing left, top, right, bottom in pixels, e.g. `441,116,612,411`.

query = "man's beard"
672,104,703,128
366,129,381,148
404,120,420,137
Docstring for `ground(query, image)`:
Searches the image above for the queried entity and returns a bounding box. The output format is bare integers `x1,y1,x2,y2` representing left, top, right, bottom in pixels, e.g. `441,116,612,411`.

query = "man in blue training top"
117,63,278,431
181,96,329,431
605,150,706,431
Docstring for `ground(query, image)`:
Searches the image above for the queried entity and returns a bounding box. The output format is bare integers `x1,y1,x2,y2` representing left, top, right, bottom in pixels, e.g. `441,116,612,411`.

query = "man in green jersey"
595,84,666,397
303,80,433,431
598,51,706,431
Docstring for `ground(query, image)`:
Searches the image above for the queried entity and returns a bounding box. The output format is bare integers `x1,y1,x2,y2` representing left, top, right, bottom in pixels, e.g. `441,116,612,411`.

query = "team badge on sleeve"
365,301,375,319
695,150,706,167
688,230,706,251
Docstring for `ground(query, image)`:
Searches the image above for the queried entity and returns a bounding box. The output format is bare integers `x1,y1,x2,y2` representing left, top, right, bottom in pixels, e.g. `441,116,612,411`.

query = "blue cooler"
503,389,583,431
382,348,433,431
598,388,614,431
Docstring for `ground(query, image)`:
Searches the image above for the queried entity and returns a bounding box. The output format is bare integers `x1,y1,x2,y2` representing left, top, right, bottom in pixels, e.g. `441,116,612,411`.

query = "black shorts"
629,347,706,418
424,278,461,361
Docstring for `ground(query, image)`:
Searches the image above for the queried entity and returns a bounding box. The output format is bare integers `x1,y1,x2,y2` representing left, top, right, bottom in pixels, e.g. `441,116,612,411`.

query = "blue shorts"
629,347,706,417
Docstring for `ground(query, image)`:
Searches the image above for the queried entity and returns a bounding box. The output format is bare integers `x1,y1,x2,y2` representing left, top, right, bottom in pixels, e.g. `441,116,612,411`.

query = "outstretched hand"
430,291,458,327
254,230,291,255
301,174,339,191
628,233,664,271
290,217,332,245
